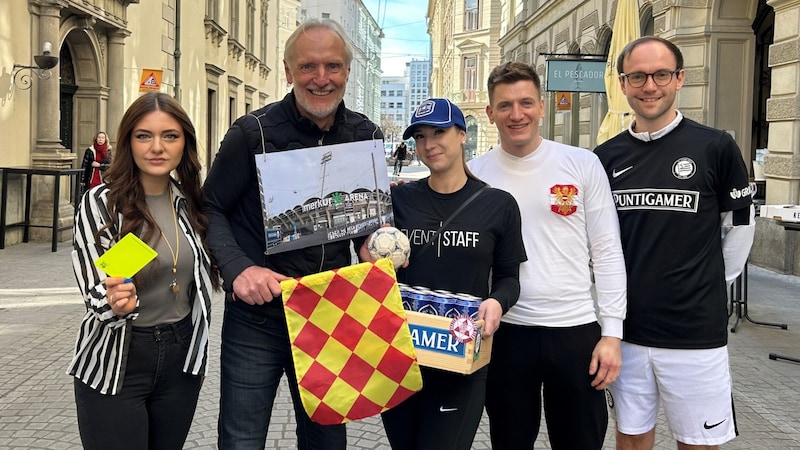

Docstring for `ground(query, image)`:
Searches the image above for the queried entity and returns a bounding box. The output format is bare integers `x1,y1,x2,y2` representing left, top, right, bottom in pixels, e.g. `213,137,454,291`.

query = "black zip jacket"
203,91,383,314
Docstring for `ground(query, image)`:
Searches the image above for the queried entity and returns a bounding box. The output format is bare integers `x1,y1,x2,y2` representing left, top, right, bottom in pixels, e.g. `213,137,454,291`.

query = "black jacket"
203,92,382,314
393,144,408,160
80,146,112,189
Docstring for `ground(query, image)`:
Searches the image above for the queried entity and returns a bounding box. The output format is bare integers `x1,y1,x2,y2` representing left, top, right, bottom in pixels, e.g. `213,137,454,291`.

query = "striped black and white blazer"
67,180,213,395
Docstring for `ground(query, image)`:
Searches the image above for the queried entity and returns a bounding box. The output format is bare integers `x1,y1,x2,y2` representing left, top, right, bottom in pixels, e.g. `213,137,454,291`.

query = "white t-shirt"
468,139,626,338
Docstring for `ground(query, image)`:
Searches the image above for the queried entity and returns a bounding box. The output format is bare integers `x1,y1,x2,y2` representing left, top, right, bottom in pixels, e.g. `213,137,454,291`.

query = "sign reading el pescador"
546,59,606,93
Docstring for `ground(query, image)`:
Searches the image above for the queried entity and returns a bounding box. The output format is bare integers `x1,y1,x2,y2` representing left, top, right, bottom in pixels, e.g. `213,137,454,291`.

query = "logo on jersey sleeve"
550,184,578,216
729,185,752,200
672,157,696,180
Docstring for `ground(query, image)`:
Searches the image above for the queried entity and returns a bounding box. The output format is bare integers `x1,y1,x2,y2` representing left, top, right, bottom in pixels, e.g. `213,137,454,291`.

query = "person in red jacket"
80,131,113,193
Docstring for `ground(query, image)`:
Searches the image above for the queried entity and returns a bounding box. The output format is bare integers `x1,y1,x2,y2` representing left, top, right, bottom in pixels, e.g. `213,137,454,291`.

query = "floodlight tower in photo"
319,151,333,199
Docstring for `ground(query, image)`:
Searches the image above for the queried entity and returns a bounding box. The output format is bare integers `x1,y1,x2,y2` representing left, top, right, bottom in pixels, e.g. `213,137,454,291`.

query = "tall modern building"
427,0,501,159
380,76,409,147
300,0,383,123
406,59,431,118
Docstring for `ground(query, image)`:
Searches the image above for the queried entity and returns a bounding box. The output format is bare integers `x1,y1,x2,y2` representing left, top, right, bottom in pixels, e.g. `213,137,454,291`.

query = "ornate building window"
260,0,268,62
246,0,255,49
206,0,219,20
465,0,479,30
463,56,477,101
229,0,240,40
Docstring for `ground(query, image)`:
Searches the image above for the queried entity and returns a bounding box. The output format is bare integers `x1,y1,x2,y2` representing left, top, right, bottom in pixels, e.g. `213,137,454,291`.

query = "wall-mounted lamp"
12,42,59,90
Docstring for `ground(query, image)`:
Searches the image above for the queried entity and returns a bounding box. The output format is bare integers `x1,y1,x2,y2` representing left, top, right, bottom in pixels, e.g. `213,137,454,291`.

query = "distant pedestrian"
393,141,408,175
68,92,220,450
80,131,112,194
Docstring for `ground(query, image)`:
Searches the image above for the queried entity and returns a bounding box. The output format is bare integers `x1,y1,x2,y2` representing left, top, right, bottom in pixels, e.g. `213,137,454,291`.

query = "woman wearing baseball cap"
379,98,527,449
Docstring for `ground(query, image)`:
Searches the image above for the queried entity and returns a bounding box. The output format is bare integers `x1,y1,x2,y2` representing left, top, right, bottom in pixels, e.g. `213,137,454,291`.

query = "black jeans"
74,314,202,450
217,302,347,450
394,158,404,174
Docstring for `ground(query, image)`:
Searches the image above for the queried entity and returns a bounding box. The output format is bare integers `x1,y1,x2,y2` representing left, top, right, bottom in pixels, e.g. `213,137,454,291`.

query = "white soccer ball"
367,226,411,269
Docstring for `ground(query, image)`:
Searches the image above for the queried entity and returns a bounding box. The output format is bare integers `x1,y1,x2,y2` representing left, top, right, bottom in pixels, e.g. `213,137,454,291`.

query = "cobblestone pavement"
1,241,799,449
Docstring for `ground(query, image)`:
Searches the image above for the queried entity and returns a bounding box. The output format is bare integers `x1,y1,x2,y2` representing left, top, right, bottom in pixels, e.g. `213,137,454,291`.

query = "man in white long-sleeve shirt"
468,61,628,450
595,36,755,450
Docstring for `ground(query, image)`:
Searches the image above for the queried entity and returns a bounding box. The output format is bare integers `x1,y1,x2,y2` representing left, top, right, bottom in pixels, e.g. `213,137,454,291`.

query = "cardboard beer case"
761,204,800,222
403,310,493,375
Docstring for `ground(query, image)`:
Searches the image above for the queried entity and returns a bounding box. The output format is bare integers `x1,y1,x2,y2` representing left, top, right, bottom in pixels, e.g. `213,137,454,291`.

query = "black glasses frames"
620,70,681,88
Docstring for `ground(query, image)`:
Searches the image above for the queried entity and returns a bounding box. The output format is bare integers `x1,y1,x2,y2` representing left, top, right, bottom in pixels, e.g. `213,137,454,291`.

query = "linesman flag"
281,259,422,424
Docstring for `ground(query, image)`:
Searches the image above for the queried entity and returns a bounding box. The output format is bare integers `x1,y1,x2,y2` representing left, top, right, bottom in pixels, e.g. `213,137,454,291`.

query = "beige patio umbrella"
596,0,641,145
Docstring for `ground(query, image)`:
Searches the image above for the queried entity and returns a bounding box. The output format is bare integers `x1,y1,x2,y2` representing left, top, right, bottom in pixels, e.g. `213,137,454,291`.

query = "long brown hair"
103,92,219,287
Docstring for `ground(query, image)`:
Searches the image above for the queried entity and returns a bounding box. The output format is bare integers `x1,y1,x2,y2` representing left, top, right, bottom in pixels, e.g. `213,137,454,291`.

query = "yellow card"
94,233,158,278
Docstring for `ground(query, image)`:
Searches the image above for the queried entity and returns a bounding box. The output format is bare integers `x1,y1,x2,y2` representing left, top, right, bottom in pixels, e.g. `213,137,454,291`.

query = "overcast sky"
362,0,430,77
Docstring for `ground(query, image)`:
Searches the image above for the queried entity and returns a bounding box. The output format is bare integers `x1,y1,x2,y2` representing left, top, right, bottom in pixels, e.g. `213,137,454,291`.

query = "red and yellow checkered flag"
281,259,422,424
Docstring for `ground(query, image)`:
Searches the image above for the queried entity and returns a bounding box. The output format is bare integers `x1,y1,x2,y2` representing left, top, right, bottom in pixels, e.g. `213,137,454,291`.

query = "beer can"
416,294,438,315
455,293,481,320
432,290,457,317
408,291,437,315
399,285,414,311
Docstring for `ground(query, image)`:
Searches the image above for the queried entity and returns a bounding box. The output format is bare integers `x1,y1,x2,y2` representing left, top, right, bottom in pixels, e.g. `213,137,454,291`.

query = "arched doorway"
61,27,108,164
751,0,774,180
59,44,77,151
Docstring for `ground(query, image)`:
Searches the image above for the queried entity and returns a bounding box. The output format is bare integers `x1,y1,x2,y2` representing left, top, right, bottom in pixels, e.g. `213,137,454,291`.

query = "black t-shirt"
595,119,752,349
391,178,527,310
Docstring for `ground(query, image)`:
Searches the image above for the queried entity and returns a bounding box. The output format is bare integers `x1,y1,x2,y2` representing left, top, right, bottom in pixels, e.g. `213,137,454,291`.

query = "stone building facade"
427,0,503,157
0,1,387,253
427,0,800,274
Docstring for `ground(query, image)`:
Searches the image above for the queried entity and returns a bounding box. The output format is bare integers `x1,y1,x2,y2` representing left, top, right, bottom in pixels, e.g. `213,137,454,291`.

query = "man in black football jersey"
595,36,755,450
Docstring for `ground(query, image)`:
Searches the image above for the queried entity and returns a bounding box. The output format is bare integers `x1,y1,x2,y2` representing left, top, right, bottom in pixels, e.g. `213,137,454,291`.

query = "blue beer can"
455,293,481,320
415,294,438,315
431,290,456,317
409,290,437,315
398,284,413,311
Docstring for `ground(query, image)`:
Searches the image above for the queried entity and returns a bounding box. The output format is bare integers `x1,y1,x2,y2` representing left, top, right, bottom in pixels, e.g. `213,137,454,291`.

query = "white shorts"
607,342,737,446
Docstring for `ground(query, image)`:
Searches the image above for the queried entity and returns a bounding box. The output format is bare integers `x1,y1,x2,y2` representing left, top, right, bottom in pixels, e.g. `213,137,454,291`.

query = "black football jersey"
596,119,752,349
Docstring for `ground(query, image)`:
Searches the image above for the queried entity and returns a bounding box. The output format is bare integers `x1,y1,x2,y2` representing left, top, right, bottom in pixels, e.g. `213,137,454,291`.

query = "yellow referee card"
94,233,158,278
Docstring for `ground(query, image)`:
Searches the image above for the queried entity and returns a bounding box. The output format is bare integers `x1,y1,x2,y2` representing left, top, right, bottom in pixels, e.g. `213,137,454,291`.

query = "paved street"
388,161,429,182
1,234,799,448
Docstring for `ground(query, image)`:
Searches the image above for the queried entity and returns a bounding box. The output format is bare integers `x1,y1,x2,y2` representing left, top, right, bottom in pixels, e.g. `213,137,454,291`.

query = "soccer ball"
367,226,411,269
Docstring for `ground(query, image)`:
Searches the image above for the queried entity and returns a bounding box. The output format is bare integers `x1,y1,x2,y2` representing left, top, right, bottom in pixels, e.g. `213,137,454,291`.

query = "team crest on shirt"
672,157,696,180
550,184,578,216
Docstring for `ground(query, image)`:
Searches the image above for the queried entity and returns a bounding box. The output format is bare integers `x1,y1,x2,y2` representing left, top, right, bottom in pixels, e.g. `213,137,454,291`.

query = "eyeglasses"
620,70,680,88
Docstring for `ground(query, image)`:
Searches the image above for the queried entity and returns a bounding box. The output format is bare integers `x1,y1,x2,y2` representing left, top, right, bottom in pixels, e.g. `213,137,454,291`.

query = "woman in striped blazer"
68,92,219,450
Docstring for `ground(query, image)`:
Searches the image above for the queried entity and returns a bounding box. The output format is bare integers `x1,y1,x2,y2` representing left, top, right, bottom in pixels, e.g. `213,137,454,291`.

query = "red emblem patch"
449,315,477,343
550,184,578,216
